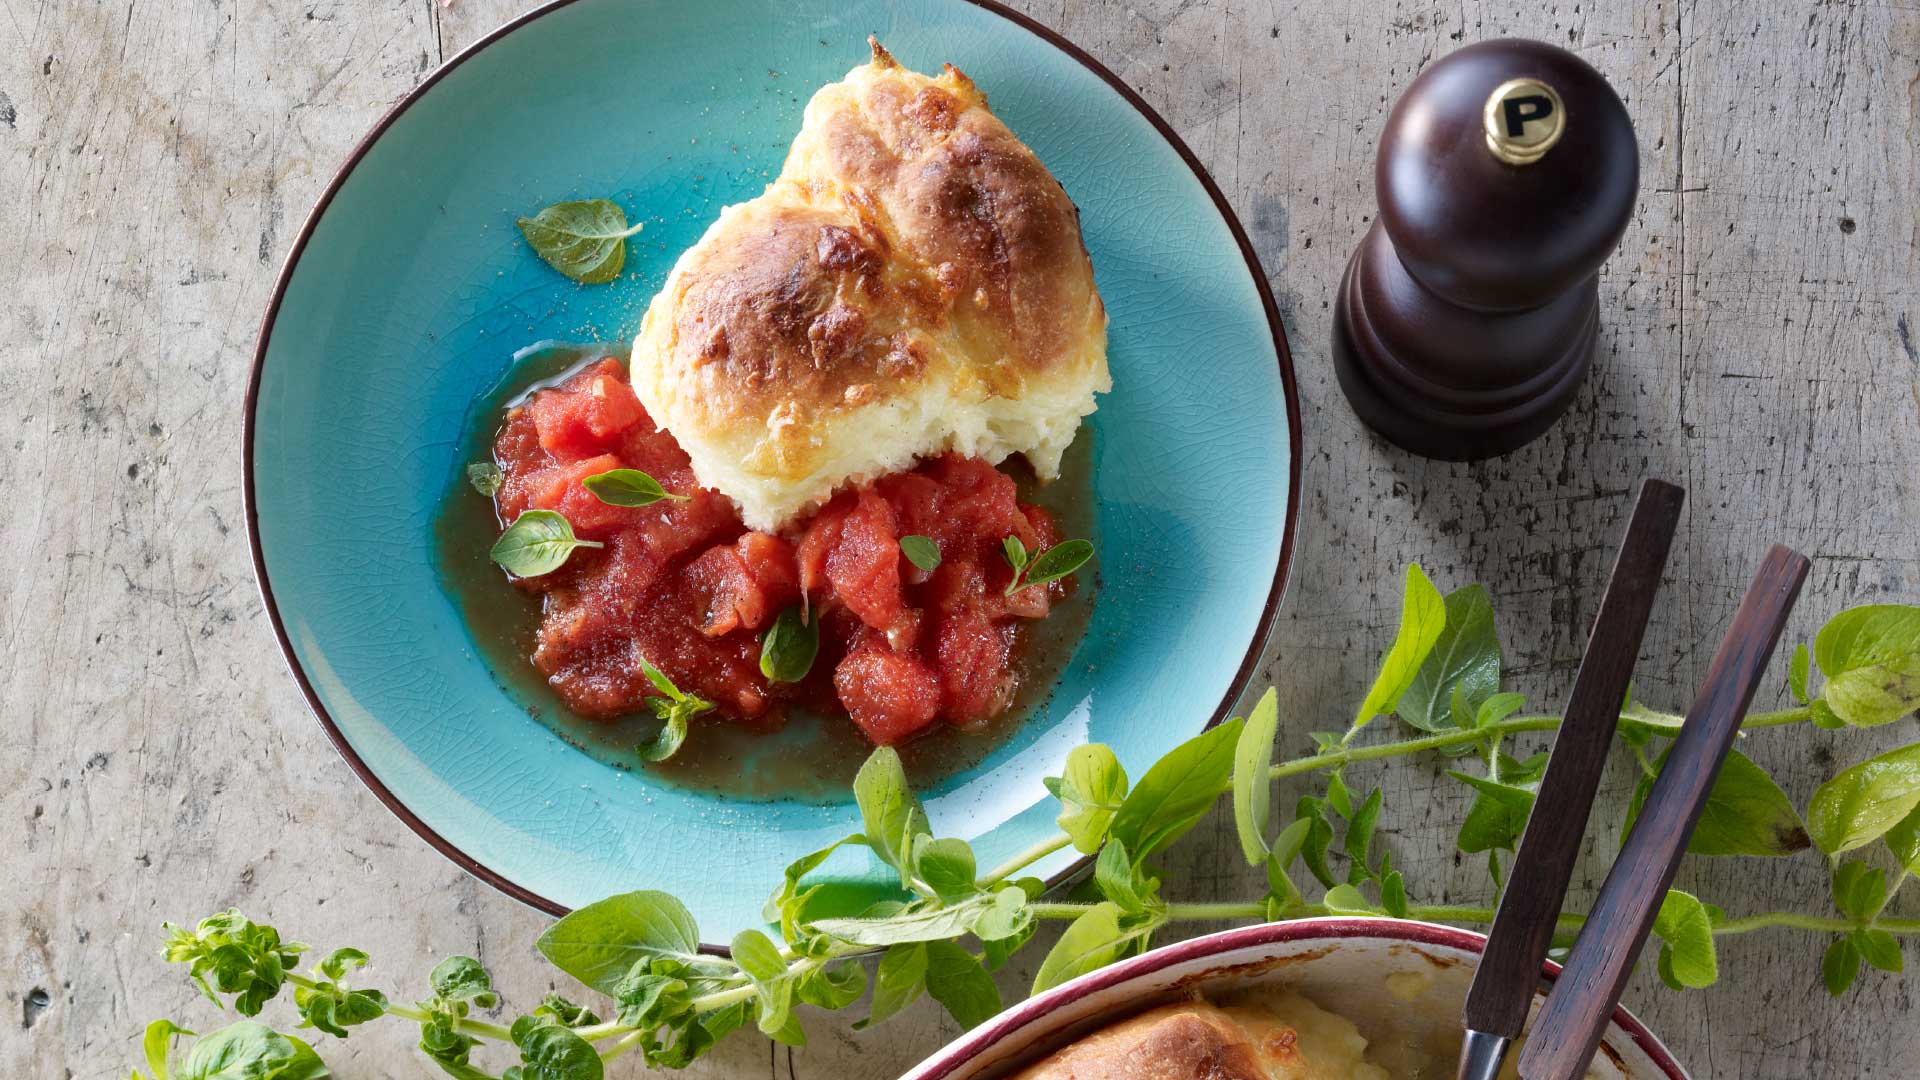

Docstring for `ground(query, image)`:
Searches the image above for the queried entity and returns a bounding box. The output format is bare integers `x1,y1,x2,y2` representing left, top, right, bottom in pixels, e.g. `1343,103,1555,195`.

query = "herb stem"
601,1029,648,1064
375,1000,514,1042
689,983,758,1015
1270,707,1814,781
1713,913,1920,936
980,834,1074,887
1164,901,1269,921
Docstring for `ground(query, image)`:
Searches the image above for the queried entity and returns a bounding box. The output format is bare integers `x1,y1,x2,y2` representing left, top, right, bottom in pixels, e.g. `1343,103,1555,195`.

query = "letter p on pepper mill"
1331,39,1639,460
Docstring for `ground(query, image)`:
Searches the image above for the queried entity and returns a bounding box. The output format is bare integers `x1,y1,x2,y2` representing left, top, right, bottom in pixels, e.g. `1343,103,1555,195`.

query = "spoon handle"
1517,544,1809,1080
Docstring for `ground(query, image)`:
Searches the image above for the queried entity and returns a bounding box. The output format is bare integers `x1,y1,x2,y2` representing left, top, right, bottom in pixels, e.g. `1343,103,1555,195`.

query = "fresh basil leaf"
1476,692,1526,728
490,510,602,578
1352,564,1448,734
1325,772,1355,819
313,948,367,983
1014,539,1094,594
1853,928,1904,973
144,1019,195,1080
1264,819,1312,906
535,890,701,996
1232,688,1281,866
508,1022,604,1080
1624,748,1810,857
581,468,685,507
922,941,1001,1029
899,535,942,572
1807,741,1920,855
1321,883,1374,915
1050,744,1128,853
1885,803,1920,874
1810,698,1846,730
1108,718,1245,861
639,709,690,763
467,462,503,498
177,1022,328,1080
854,748,928,883
759,605,820,683
1813,605,1920,727
516,199,644,284
1398,584,1501,735
1652,890,1717,989
854,943,927,1030
1450,772,1536,854
1789,642,1812,705
1823,936,1862,996
911,836,979,904
1032,902,1126,993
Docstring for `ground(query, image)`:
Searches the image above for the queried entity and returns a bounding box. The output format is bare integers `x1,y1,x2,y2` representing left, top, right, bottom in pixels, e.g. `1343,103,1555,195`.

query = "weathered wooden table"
6,1,1916,1076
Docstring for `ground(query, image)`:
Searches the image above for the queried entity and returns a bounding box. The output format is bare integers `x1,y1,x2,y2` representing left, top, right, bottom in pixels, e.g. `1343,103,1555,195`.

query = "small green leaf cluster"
1000,535,1094,596
136,571,1920,1074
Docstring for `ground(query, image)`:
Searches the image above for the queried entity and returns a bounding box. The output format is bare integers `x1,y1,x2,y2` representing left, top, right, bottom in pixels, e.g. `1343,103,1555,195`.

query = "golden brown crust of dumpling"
1010,1003,1271,1080
630,38,1108,530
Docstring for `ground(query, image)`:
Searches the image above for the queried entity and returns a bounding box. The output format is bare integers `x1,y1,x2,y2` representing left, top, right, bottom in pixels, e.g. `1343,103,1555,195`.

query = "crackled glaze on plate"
247,0,1299,942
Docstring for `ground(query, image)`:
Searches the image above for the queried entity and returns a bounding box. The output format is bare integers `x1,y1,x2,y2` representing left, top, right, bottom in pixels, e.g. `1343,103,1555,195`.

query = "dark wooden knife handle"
1518,544,1811,1080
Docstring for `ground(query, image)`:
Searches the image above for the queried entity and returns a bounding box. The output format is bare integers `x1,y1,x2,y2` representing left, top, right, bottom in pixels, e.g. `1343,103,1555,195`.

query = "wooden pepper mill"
1332,39,1638,460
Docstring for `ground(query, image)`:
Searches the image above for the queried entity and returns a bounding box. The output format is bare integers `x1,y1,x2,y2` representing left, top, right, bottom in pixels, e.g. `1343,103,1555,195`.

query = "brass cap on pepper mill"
1332,39,1638,460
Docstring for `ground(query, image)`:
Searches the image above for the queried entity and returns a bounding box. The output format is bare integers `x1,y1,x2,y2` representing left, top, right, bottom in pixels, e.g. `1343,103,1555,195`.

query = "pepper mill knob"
1332,38,1638,460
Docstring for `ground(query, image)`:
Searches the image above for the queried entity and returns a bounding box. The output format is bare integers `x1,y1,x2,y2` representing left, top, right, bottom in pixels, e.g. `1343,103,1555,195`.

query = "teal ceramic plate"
247,0,1299,944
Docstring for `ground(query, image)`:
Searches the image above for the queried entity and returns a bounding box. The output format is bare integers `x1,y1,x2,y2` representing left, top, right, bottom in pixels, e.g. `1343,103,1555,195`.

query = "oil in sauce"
433,341,1099,803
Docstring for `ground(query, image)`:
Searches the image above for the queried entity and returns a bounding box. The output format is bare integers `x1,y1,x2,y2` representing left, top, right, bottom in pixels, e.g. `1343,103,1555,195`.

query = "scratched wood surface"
4,1,1917,1076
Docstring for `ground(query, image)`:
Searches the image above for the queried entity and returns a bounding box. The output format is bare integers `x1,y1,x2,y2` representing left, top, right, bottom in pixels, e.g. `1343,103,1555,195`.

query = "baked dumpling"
629,39,1109,532
1010,997,1390,1080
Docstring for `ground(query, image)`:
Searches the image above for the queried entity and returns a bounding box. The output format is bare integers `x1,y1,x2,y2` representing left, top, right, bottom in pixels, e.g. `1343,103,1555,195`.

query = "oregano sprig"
135,570,1920,1076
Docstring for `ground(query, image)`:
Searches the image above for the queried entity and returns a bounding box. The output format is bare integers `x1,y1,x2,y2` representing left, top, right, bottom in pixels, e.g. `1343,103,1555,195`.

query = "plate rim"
242,0,1304,923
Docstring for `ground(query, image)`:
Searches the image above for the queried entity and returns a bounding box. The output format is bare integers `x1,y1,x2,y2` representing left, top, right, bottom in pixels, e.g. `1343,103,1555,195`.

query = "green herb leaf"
1001,536,1029,574
1352,564,1448,735
1094,839,1151,915
1293,798,1338,888
1048,744,1128,854
1398,584,1501,735
1853,928,1903,973
1263,819,1312,906
467,462,502,497
508,1022,604,1080
535,890,701,996
1789,642,1812,705
1343,788,1384,882
1885,803,1920,874
1813,604,1920,727
854,943,927,1030
922,941,1001,1029
1108,718,1245,862
1807,741,1920,855
1011,539,1094,595
143,1020,195,1080
633,658,713,762
762,833,867,925
854,748,928,885
810,899,988,947
490,510,602,578
581,468,686,507
1232,689,1281,866
429,956,498,1007
1624,748,1810,857
1823,936,1862,996
1380,870,1409,918
1032,903,1126,994
729,929,786,983
899,535,942,572
1652,890,1718,989
1832,860,1887,921
971,886,1035,944
759,605,820,683
1449,772,1536,854
911,836,979,904
1321,883,1374,915
796,961,868,1010
516,199,644,284
176,1022,328,1080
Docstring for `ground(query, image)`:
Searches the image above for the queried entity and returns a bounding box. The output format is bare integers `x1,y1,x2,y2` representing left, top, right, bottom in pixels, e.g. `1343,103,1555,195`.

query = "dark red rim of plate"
242,0,1304,929
902,918,1688,1080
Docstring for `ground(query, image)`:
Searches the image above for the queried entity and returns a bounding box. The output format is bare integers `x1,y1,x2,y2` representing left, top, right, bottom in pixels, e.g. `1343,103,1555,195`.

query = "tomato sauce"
489,357,1076,748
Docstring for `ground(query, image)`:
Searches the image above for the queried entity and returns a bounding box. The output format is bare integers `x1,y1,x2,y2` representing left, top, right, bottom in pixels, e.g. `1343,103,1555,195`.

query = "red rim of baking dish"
243,0,1305,927
900,917,1689,1080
